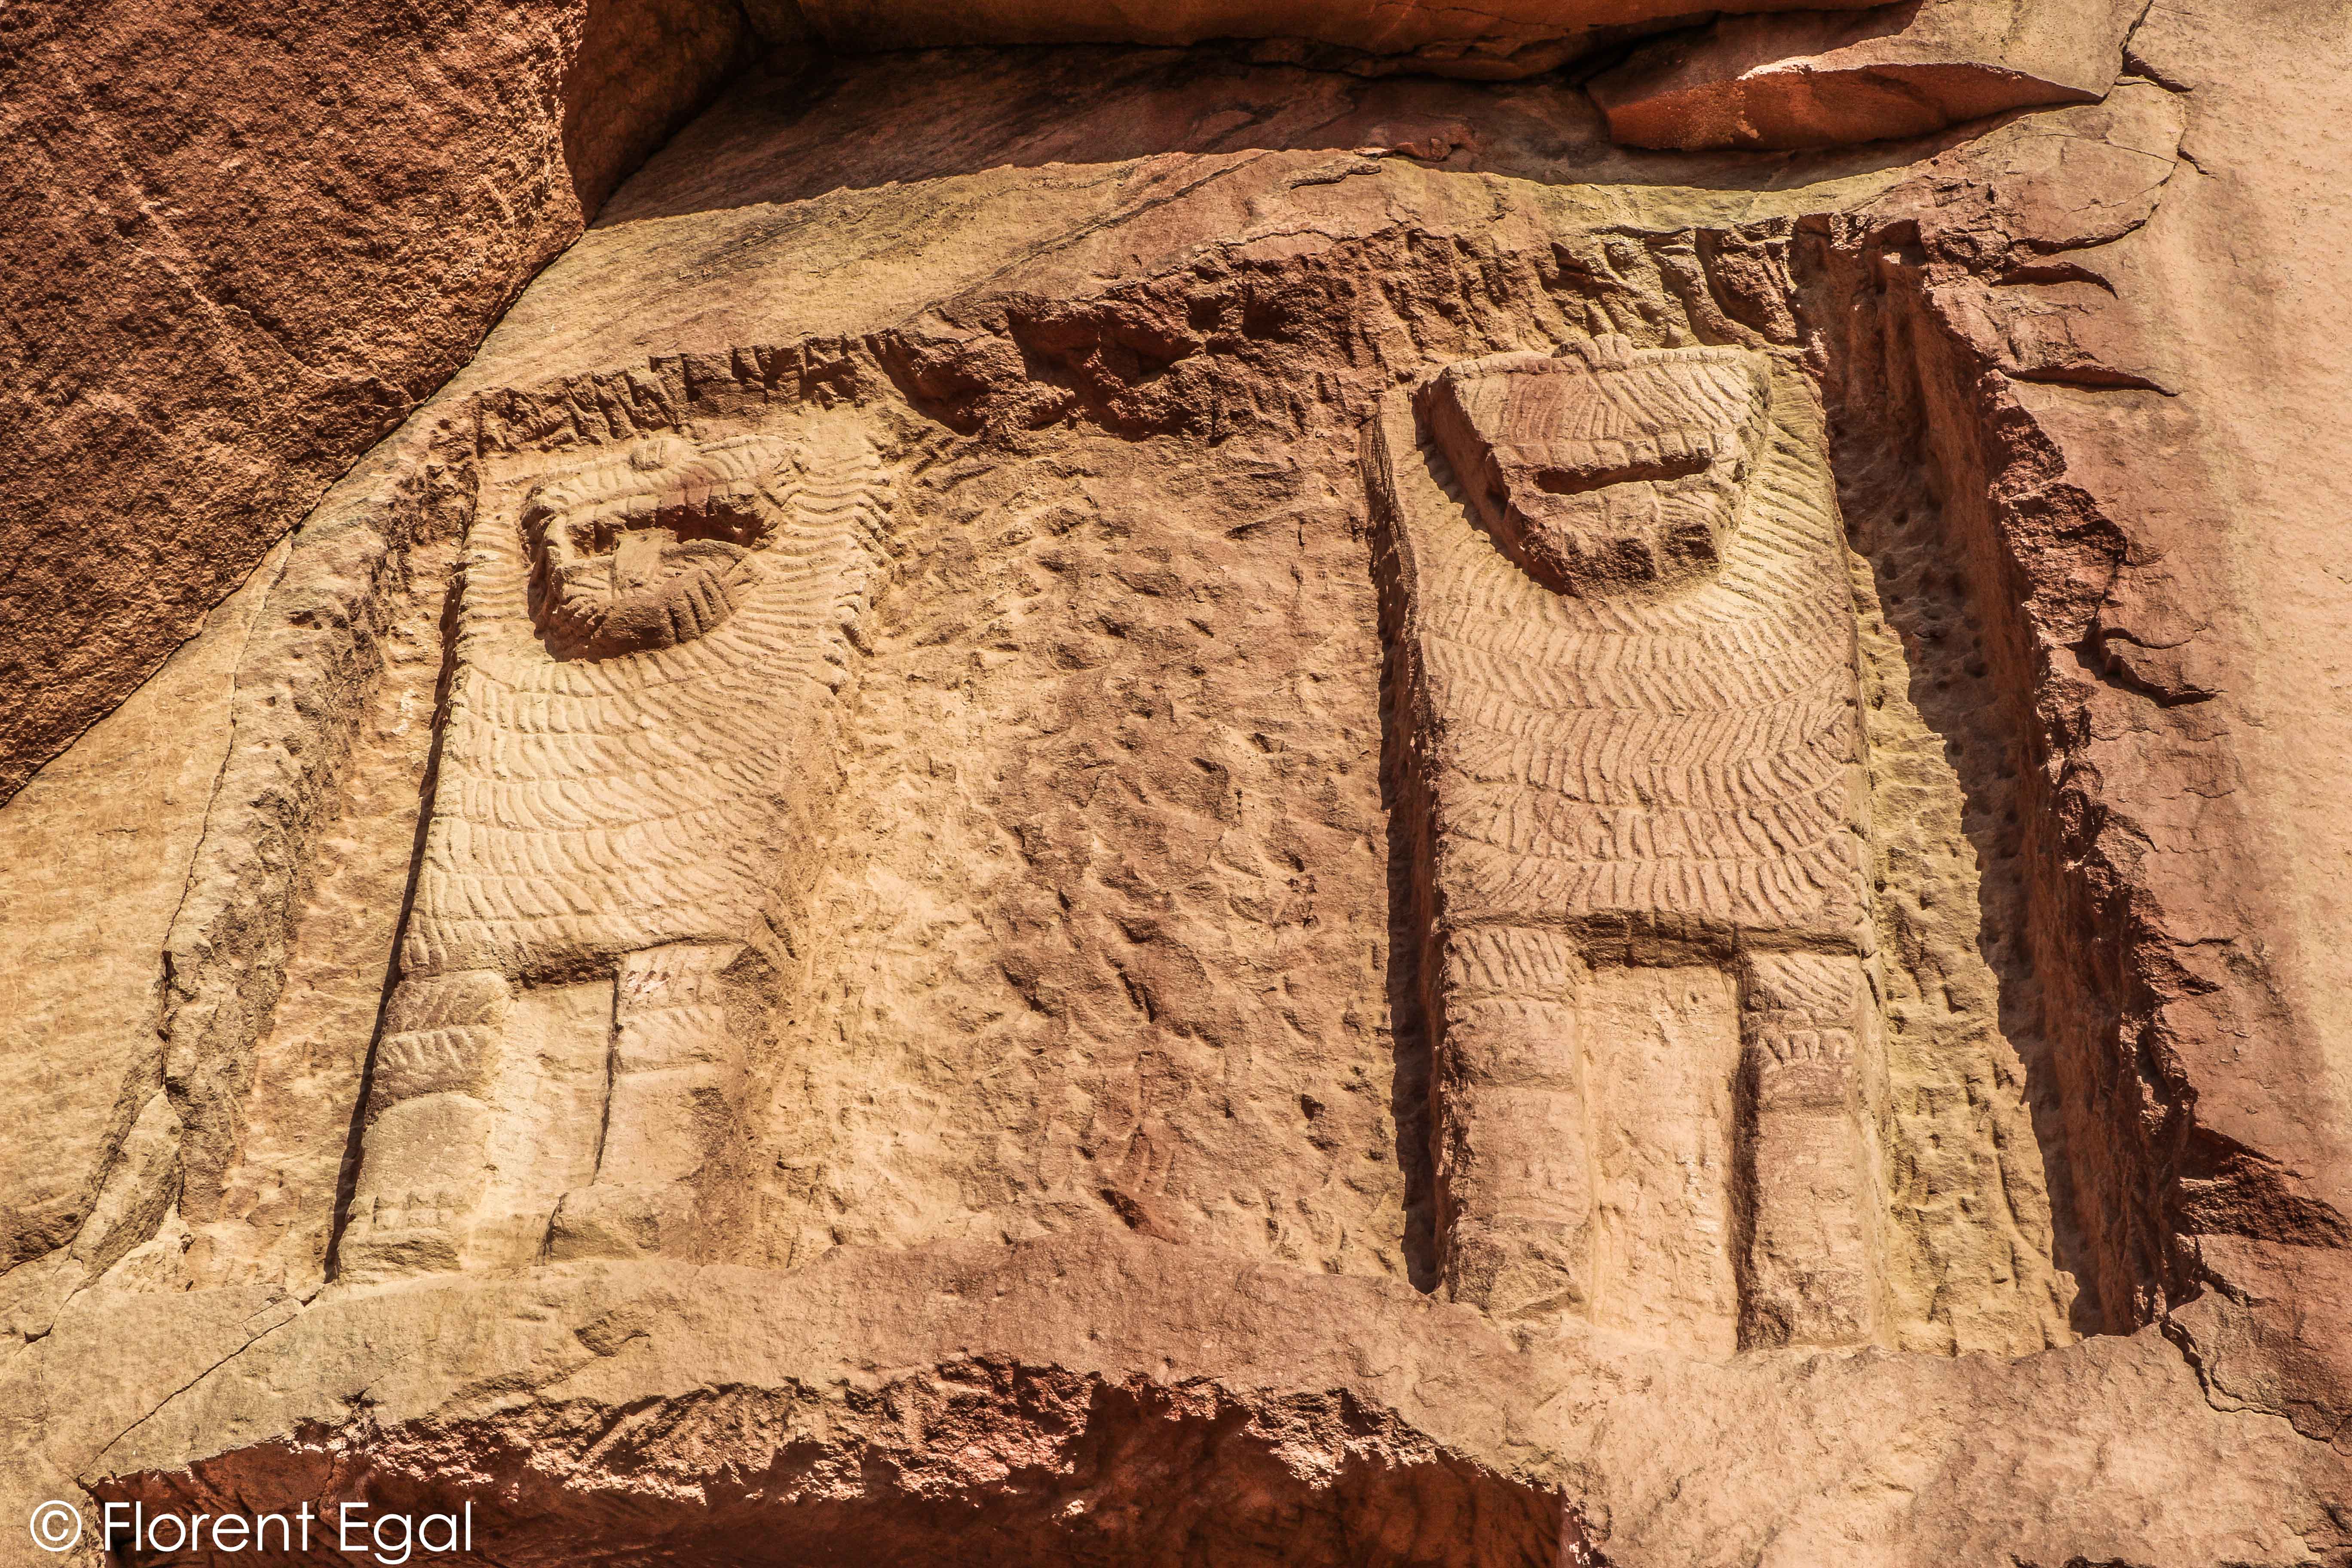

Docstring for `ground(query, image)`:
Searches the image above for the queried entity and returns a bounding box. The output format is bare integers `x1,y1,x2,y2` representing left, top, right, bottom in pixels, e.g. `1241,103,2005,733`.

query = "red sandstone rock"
781,0,1885,77
0,0,750,803
5,3,2352,1562
1590,0,2143,150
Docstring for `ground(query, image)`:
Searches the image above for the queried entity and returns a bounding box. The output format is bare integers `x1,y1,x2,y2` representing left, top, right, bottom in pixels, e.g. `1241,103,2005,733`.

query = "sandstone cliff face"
4,3,2351,1564
0,0,752,803
1588,0,2147,150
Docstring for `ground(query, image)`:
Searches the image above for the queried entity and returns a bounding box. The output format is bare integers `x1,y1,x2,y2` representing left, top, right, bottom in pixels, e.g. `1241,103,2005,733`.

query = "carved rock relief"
1416,337,1772,599
1368,336,1895,1354
15,37,2345,1552
78,212,2067,1368
340,411,891,1278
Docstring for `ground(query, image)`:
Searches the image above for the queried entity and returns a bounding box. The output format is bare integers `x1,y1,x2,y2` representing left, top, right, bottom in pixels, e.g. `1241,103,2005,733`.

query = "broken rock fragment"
1589,0,2142,150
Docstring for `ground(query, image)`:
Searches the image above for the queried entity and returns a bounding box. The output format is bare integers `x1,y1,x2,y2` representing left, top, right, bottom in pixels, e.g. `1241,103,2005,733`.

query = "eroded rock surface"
775,0,1884,77
5,5,2352,1564
1589,0,2143,150
0,0,751,802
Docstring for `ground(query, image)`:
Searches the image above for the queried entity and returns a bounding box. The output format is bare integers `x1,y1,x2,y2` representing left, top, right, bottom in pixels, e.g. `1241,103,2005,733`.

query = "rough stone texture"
1369,341,2073,1357
0,0,753,804
0,542,285,1277
8,1237,2347,1567
6,2,2352,1563
777,0,1884,77
1801,62,2352,1444
1589,0,2144,150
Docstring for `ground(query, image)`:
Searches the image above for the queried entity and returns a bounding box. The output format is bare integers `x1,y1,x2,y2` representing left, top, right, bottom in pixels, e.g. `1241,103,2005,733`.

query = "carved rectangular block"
1580,963,1742,1356
1432,925,1591,1320
1738,951,1883,1348
365,1024,502,1112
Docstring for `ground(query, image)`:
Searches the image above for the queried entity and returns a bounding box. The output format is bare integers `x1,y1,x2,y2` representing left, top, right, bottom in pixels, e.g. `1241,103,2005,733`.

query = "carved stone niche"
1367,334,1890,1356
338,411,891,1280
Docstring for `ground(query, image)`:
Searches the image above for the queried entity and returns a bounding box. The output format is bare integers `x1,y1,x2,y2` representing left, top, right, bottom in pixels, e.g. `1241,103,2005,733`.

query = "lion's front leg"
547,942,746,1259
